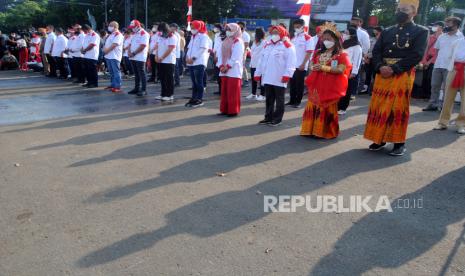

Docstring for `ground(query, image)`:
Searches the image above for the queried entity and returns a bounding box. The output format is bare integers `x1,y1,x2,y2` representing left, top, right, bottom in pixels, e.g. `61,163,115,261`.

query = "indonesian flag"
187,0,192,31
297,0,311,31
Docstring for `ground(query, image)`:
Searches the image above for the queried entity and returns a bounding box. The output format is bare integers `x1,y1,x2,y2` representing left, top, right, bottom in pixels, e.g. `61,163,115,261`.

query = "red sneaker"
112,88,122,93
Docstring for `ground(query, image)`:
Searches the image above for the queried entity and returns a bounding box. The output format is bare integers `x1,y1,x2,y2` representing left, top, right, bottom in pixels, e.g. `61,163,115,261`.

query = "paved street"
0,70,464,276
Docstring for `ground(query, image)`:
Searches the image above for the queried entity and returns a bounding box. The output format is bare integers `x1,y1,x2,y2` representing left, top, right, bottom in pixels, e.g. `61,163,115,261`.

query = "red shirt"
421,33,440,65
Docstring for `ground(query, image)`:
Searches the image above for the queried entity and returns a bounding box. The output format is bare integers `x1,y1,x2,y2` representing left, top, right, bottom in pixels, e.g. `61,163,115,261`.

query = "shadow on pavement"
76,129,460,268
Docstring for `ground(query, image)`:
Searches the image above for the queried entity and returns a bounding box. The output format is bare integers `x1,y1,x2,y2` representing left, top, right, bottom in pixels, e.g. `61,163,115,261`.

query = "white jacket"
344,45,363,75
217,38,245,79
255,40,297,88
186,33,210,67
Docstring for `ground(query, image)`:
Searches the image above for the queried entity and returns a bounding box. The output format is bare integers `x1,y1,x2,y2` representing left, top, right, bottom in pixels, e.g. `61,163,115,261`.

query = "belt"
383,58,401,65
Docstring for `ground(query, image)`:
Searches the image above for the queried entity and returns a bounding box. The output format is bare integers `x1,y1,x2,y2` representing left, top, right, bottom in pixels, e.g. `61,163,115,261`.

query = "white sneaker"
338,110,346,115
170,96,174,100
246,94,256,100
458,127,465,134
161,97,172,101
256,95,266,101
155,95,162,100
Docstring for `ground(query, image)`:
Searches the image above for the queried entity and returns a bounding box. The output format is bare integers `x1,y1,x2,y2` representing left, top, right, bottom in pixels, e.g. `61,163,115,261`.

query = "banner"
237,0,354,22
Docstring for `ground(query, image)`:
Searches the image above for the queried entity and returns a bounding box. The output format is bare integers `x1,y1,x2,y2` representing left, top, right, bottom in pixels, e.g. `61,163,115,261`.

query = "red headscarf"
191,20,207,34
270,25,288,40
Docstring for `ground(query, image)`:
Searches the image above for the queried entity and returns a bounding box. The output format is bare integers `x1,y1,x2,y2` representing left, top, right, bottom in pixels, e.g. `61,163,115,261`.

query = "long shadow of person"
77,129,460,267
310,165,465,276
84,123,366,203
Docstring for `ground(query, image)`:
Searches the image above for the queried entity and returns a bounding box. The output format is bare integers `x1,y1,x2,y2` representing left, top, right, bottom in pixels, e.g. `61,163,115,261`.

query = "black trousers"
289,69,306,105
214,66,222,93
55,57,69,78
46,54,57,77
72,57,85,83
265,84,285,123
131,60,147,91
338,74,360,111
159,63,175,97
83,58,98,86
149,54,159,81
251,68,264,96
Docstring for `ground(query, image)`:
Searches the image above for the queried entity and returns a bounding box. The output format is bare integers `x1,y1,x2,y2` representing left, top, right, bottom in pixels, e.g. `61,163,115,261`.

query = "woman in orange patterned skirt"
300,25,351,139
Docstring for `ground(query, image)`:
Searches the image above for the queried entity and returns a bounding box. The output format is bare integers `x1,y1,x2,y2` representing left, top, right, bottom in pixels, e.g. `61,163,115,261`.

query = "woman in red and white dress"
216,23,245,117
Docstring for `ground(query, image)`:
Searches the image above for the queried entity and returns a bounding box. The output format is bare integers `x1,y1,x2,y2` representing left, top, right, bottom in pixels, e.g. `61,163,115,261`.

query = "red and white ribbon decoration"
187,0,192,31
297,0,311,31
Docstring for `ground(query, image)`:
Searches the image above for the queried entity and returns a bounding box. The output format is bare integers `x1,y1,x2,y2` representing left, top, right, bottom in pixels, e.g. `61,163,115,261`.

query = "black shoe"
285,102,293,106
227,114,238,117
185,99,195,107
147,77,155,82
259,119,271,125
191,100,204,108
85,84,98,88
269,121,282,127
368,143,387,151
58,76,67,79
389,145,407,156
213,91,221,95
216,112,227,116
136,91,147,97
292,104,301,109
422,105,438,112
128,89,139,95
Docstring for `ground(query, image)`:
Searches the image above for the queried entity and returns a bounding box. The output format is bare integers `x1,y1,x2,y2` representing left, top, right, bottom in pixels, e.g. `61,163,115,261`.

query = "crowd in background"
0,3,463,156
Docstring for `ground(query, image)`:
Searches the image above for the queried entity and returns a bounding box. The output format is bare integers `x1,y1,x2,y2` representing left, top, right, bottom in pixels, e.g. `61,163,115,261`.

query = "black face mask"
443,26,455,33
395,11,409,24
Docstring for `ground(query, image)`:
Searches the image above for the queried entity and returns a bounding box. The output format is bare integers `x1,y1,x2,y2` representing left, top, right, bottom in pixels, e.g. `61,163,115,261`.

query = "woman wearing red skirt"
300,24,352,139
217,23,245,117
17,38,29,71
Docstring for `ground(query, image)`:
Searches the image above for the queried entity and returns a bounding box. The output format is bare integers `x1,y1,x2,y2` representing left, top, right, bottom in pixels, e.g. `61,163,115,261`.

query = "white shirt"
213,32,222,54
434,31,464,70
104,30,124,61
123,35,132,57
82,31,100,60
250,39,266,68
448,38,465,71
156,34,177,64
242,31,251,44
255,41,297,88
356,28,370,55
173,32,181,59
44,32,56,54
291,32,315,69
30,37,41,54
51,34,68,58
69,33,85,58
344,45,363,75
217,38,245,78
186,33,210,67
130,29,150,62
149,32,160,55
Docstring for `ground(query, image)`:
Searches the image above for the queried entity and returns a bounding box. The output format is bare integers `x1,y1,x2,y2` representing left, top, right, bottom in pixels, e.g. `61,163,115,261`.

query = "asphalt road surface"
0,70,464,276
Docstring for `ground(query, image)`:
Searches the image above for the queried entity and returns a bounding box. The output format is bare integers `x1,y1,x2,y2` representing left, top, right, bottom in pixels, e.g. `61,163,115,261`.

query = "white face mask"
294,27,304,34
342,34,350,41
323,40,335,49
108,26,114,33
431,26,438,32
226,31,234,37
191,29,198,35
152,27,157,32
214,28,219,33
271,34,280,43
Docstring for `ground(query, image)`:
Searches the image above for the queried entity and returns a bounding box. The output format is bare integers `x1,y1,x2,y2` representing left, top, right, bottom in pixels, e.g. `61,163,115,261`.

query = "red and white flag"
187,0,192,31
296,0,311,31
